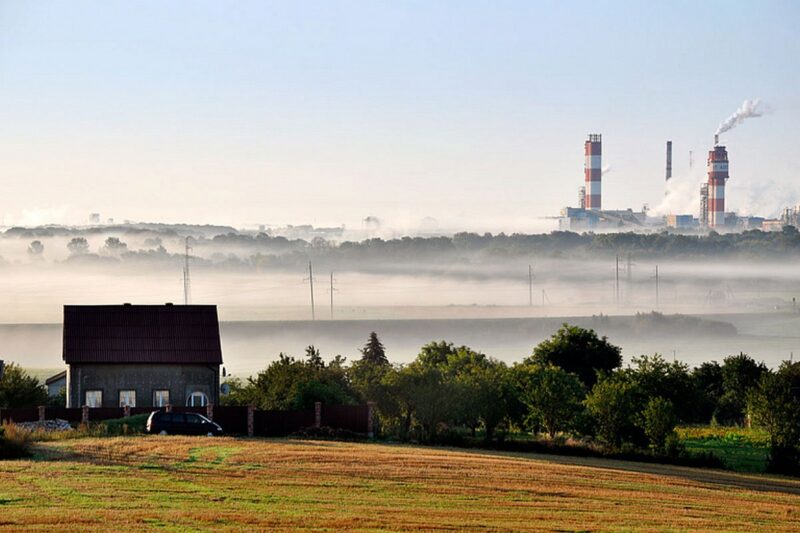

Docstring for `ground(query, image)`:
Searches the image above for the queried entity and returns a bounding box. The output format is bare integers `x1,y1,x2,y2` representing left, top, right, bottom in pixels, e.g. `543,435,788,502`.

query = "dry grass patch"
0,436,797,531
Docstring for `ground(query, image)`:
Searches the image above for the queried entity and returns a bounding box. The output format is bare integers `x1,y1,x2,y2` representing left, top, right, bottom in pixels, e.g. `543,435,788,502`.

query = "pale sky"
1,1,798,231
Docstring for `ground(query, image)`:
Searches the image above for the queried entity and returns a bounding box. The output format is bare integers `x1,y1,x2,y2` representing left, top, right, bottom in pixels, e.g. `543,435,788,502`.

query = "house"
63,304,223,409
45,370,67,397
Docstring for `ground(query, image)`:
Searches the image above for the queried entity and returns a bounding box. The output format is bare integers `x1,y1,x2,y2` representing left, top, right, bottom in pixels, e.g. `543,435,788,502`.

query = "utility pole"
626,254,632,283
304,262,316,321
528,264,533,307
183,237,192,305
328,272,337,320
655,265,660,309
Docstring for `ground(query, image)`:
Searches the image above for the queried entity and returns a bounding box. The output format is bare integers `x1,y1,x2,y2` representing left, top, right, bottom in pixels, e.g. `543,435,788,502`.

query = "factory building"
557,132,794,234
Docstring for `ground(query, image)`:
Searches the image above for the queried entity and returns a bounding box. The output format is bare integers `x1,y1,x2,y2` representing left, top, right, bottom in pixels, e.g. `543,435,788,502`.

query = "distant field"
679,426,771,473
0,438,799,531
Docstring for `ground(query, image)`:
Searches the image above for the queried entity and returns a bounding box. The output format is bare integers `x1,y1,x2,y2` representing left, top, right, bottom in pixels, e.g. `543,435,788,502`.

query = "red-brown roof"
63,304,223,364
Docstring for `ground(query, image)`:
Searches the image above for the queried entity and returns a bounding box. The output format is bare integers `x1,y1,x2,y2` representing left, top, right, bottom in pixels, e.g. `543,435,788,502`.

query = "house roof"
45,370,67,385
63,304,223,365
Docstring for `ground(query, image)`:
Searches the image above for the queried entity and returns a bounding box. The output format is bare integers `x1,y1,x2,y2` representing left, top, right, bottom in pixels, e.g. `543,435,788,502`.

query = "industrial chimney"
665,141,672,181
584,134,602,210
707,144,729,228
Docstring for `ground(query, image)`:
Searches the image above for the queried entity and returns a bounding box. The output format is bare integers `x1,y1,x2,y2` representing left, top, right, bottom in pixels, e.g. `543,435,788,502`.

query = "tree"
360,332,388,366
27,240,44,259
692,361,723,423
101,237,128,256
718,353,767,425
305,345,324,369
627,354,700,422
639,397,677,453
526,324,622,388
67,237,90,256
585,373,639,449
748,362,800,474
226,350,357,411
0,363,48,408
516,364,584,438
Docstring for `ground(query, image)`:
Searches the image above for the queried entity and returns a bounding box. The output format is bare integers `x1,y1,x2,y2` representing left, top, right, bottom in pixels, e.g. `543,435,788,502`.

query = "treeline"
224,325,800,474
8,226,800,271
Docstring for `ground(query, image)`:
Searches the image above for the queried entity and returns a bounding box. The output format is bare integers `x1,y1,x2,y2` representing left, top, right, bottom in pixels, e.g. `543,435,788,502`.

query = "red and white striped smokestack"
707,144,729,228
584,134,602,210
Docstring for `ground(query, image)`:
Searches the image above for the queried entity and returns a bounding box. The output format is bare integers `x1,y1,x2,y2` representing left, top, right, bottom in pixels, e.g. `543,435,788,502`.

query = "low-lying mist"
1,224,799,376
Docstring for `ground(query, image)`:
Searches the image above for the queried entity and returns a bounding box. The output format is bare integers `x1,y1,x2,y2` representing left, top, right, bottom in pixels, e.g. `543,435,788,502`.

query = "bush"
0,424,32,459
291,426,366,441
640,397,677,453
103,414,149,435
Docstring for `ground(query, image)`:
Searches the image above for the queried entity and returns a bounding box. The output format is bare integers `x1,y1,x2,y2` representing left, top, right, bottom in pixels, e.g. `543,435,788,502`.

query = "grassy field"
678,426,771,473
0,437,799,531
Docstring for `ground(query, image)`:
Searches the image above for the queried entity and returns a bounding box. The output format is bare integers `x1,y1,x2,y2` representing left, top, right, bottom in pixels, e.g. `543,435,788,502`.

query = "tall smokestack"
707,143,729,228
584,134,602,210
666,141,672,181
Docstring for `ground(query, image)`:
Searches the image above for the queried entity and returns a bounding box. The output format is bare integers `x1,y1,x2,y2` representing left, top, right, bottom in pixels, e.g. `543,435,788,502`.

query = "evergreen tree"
361,332,388,366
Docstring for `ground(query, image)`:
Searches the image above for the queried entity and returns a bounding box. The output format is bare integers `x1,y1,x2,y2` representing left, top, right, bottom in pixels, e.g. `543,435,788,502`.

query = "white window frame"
119,389,136,408
85,390,103,408
187,391,208,407
153,390,170,407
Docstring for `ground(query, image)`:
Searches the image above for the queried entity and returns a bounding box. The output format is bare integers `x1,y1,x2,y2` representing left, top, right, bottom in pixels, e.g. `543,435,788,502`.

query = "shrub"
0,423,32,459
640,397,677,453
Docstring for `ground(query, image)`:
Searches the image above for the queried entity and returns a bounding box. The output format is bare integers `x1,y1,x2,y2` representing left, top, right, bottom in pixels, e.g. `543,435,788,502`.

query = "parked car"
146,411,223,436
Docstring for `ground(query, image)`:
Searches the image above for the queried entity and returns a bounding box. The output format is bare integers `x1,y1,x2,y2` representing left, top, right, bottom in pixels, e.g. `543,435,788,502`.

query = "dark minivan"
146,411,223,436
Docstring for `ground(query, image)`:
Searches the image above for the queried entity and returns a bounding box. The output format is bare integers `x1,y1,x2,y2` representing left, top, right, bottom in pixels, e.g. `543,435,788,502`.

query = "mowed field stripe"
0,437,797,531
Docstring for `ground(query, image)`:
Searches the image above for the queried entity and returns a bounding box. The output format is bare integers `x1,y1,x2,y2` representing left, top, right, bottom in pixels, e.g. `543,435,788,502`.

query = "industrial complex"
559,133,796,233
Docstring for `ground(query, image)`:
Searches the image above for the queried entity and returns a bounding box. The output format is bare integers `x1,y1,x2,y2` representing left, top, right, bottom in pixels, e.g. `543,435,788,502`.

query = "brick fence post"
123,405,131,418
38,405,46,422
165,403,172,413
367,401,376,440
81,405,89,425
206,403,214,421
314,401,322,429
247,405,254,437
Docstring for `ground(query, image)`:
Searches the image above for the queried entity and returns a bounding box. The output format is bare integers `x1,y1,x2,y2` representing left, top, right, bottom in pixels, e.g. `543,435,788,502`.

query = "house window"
119,390,136,408
85,390,102,408
187,391,208,407
153,390,170,407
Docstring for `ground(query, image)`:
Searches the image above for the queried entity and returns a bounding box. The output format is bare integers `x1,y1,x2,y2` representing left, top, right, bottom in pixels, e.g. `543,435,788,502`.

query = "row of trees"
1,325,796,472
15,225,800,267
224,326,799,473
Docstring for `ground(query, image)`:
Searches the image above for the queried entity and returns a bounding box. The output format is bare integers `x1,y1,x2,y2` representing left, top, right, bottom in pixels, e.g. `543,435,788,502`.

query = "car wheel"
206,432,213,437
159,430,168,436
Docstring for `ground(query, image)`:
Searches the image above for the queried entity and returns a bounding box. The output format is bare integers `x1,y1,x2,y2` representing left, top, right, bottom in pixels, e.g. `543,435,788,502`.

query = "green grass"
678,426,770,473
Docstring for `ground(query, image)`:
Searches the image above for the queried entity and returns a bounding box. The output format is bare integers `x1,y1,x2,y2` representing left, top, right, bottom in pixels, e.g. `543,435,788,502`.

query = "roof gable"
63,304,223,365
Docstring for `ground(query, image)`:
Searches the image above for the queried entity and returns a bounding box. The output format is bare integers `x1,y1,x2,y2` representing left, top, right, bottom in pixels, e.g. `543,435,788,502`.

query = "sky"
1,0,798,232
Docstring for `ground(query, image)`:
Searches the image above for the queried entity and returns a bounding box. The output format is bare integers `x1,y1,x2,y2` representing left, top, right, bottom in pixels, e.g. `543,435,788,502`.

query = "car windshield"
186,414,204,424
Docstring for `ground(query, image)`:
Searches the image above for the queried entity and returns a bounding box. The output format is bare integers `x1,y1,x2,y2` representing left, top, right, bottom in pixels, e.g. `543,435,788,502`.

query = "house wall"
47,377,66,397
66,363,220,408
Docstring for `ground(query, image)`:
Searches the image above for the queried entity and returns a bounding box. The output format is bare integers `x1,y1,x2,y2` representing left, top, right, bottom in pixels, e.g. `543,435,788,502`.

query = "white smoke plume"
715,98,768,137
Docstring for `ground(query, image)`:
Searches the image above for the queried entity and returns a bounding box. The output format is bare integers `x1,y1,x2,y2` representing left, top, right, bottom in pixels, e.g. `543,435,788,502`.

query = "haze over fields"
1,225,799,375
